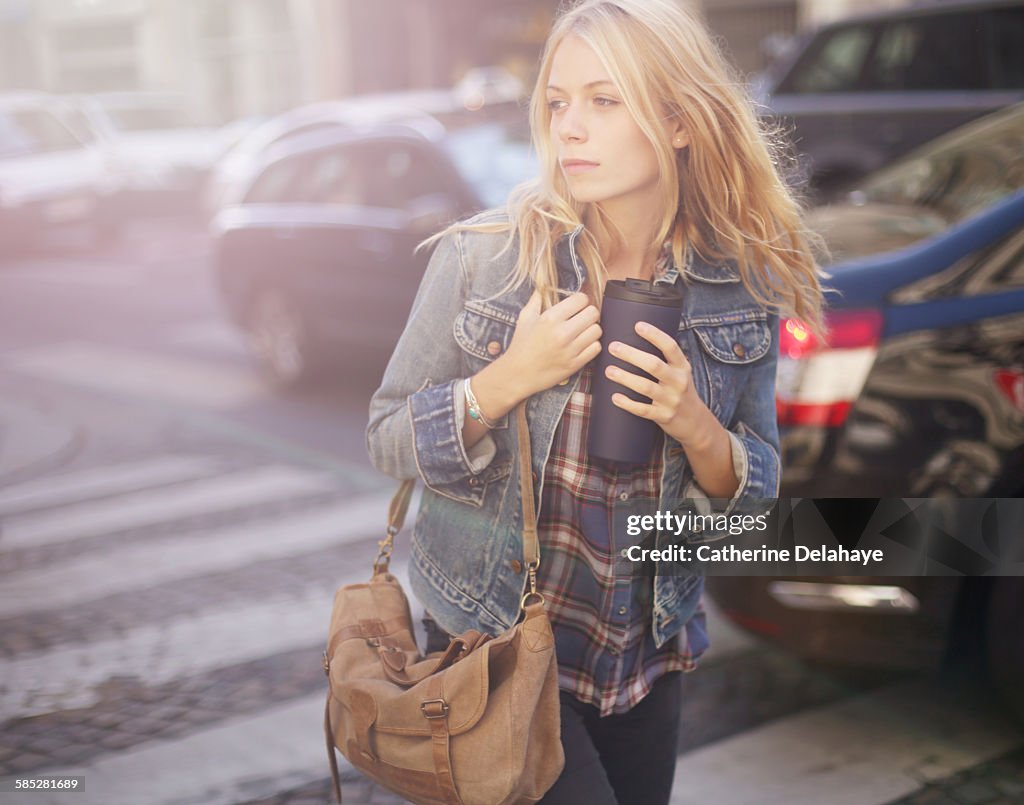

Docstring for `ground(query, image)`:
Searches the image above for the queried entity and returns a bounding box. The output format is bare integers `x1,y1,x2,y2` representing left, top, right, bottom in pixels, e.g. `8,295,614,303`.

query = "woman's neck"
587,200,667,283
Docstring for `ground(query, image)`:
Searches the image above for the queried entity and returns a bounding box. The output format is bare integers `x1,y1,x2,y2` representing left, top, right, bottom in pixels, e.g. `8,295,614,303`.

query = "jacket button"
510,559,523,573
732,343,746,358
487,340,502,356
468,477,481,488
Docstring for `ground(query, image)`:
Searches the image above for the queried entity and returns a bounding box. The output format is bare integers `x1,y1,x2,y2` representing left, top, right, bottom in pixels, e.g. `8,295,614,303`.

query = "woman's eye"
547,99,566,111
595,97,619,107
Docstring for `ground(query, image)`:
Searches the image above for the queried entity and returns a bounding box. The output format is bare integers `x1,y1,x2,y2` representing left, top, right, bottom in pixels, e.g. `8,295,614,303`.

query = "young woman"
367,1,824,801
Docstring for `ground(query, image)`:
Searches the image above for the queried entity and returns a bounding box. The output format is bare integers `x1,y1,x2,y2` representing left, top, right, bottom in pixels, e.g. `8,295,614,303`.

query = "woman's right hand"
498,290,603,398
462,291,600,445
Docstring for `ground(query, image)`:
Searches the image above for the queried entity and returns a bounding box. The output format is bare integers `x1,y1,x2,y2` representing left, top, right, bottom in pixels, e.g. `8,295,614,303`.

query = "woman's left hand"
605,321,710,449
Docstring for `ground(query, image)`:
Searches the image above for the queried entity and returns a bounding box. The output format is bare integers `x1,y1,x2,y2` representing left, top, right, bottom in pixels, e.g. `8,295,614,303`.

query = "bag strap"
373,401,540,597
514,402,543,609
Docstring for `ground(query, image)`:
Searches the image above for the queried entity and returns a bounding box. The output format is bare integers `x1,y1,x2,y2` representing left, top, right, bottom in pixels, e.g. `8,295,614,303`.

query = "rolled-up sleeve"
366,230,498,488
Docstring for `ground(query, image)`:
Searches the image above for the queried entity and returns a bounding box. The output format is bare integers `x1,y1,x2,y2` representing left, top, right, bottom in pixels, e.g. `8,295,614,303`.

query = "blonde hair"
424,0,826,335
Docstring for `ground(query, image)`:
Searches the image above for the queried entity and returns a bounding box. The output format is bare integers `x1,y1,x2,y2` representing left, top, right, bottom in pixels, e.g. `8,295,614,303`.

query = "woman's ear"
671,125,690,150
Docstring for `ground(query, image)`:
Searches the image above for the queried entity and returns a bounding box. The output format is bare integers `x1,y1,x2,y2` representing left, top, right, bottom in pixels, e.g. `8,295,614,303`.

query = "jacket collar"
555,224,741,289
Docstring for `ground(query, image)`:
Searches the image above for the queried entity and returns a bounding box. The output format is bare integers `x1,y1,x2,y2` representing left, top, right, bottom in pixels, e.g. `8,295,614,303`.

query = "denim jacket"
367,210,780,648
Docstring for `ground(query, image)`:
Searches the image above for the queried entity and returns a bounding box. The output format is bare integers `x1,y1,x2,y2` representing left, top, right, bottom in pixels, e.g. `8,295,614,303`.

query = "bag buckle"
420,698,449,719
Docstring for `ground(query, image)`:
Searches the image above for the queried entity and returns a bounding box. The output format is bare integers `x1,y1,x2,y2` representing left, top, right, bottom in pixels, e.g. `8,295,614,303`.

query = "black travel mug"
588,278,684,463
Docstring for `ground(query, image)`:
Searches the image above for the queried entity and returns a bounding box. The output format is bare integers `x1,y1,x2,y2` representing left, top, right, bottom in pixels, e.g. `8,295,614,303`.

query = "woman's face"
545,34,681,213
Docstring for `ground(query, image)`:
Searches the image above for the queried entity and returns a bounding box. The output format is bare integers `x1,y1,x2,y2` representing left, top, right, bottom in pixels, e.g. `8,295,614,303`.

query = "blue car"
708,104,1024,719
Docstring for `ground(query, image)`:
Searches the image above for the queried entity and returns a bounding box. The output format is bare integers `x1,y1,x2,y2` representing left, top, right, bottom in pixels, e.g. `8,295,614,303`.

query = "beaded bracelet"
464,377,497,429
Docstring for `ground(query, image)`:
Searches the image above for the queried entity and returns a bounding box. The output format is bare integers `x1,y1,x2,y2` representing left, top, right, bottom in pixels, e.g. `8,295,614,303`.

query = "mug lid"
604,278,683,308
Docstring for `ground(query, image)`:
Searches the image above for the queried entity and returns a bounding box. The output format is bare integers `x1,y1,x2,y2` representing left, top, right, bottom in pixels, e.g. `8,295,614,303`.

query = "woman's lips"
562,160,599,175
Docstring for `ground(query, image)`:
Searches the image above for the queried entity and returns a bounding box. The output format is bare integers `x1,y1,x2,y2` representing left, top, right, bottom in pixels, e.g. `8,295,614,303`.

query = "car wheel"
986,578,1024,722
244,286,317,387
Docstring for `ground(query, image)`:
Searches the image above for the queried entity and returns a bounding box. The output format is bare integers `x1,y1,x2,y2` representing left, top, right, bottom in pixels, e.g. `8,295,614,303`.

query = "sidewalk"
0,395,82,486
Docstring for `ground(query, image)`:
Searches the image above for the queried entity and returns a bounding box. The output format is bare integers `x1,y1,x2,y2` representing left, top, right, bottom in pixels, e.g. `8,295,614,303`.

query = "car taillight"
994,370,1024,412
776,309,883,428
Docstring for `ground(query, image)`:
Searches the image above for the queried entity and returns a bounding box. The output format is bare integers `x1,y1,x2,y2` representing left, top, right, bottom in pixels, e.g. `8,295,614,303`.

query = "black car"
708,105,1024,718
756,0,1024,197
212,106,533,386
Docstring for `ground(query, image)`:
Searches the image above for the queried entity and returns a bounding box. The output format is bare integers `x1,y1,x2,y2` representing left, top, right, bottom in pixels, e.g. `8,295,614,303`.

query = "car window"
305,147,366,206
357,142,451,209
989,7,1024,90
777,24,876,94
863,13,985,92
0,108,82,157
243,153,313,204
850,105,1024,231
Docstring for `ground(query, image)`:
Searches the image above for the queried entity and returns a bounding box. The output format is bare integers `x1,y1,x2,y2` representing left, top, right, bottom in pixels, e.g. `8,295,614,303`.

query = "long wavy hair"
423,0,826,335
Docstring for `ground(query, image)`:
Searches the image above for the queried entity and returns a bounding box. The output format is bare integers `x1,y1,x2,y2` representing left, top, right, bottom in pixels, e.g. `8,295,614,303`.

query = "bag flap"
369,640,502,737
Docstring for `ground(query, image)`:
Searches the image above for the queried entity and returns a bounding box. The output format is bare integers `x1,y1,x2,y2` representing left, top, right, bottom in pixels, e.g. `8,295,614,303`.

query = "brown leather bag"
323,404,564,804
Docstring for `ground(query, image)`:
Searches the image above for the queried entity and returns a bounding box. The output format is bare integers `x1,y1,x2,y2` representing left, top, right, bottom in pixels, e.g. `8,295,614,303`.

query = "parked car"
756,0,1024,197
0,92,115,256
708,103,1024,718
212,104,534,386
69,92,237,213
204,83,524,218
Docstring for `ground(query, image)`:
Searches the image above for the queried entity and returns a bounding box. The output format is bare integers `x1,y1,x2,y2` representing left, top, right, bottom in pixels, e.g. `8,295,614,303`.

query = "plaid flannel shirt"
536,364,708,717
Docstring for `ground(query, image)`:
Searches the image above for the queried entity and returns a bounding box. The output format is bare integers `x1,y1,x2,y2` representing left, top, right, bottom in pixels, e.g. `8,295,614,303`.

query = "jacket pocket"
685,311,772,421
453,303,516,364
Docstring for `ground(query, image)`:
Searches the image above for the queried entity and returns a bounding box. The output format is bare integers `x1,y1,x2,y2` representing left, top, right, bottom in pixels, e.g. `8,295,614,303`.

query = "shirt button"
733,343,746,358
617,605,628,616
619,491,629,502
487,340,502,356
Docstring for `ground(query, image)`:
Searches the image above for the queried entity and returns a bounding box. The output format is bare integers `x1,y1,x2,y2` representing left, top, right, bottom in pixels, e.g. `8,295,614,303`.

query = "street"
1,223,1022,805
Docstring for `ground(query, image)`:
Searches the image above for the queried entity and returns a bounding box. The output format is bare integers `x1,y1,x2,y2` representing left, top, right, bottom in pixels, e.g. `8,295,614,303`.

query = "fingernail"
609,342,620,355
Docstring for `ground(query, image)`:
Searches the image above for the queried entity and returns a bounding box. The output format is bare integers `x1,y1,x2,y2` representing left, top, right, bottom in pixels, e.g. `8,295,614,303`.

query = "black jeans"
423,616,682,805
538,670,683,805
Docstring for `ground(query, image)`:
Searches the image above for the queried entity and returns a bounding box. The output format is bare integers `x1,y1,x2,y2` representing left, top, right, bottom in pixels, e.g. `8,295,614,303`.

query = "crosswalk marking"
0,455,225,517
0,491,401,619
671,677,1024,804
0,693,341,805
4,341,267,409
1,465,339,550
2,453,1017,804
0,561,407,721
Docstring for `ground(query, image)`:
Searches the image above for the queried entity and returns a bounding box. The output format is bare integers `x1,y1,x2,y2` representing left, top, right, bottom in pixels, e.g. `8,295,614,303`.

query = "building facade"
0,0,913,125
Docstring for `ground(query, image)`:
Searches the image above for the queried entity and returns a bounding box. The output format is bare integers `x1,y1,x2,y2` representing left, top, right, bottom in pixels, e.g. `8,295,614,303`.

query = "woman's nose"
557,104,587,143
